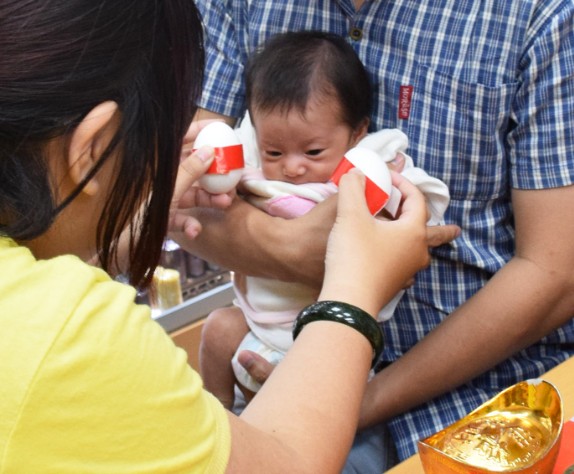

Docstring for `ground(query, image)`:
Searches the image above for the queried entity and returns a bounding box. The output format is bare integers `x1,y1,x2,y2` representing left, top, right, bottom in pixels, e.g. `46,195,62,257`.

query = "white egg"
194,122,244,193
194,122,240,148
199,169,244,194
331,147,393,215
343,147,392,195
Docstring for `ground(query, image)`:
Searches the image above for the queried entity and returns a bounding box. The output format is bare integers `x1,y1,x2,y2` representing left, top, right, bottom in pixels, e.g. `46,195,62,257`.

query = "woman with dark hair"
0,1,430,472
0,0,204,288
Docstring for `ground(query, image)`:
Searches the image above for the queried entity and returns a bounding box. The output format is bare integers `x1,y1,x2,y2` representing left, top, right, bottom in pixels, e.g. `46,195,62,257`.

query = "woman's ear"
68,101,119,196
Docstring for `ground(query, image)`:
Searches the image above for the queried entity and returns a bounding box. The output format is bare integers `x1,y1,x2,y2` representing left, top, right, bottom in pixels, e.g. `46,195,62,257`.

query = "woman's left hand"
169,121,234,237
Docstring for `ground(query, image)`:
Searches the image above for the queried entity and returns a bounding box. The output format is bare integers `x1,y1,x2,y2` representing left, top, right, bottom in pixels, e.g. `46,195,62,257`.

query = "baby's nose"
283,161,305,177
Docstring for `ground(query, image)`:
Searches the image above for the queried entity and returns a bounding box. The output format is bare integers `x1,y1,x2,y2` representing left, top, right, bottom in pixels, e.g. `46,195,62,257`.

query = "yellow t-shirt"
0,238,230,473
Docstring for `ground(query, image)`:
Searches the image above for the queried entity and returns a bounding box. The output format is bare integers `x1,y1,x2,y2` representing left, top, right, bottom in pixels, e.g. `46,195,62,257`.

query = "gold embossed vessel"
418,379,563,473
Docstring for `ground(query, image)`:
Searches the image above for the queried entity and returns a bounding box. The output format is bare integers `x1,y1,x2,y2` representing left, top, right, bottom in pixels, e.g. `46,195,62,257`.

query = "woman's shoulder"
0,239,231,471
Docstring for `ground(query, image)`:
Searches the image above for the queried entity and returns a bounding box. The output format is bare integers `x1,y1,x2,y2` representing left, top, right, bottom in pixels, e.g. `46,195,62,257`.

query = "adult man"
179,1,574,471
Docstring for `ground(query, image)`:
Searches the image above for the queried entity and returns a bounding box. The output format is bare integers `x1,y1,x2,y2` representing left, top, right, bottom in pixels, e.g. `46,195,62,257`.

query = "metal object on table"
150,266,183,311
418,379,563,474
158,239,231,303
152,241,234,332
160,239,187,284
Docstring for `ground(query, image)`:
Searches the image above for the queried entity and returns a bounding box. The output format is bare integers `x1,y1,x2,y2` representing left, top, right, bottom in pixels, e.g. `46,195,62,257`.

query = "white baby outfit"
231,115,450,392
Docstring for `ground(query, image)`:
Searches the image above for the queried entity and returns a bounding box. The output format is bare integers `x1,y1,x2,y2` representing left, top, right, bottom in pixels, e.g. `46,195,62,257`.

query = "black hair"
245,30,372,130
0,0,204,288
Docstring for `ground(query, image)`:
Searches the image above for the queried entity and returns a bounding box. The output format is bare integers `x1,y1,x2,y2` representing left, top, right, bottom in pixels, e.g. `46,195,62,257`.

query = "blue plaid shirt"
197,0,574,459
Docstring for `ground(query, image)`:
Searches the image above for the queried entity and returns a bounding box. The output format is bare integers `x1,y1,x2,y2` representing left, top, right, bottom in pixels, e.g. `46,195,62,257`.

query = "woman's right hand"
320,170,430,316
229,171,430,474
235,172,439,390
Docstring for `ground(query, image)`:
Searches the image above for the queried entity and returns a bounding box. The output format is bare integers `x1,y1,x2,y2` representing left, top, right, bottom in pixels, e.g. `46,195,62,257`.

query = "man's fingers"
237,350,275,385
426,224,461,247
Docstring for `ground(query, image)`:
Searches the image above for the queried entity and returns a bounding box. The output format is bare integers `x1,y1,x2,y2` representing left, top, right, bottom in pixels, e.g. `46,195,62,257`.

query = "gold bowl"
418,379,563,473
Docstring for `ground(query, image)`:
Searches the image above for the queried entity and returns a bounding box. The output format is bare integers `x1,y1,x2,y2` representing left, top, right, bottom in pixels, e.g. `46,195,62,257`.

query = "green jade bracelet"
292,300,384,367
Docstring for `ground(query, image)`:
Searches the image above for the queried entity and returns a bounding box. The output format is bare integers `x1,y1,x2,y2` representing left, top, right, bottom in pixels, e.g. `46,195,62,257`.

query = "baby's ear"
68,101,119,195
351,117,370,145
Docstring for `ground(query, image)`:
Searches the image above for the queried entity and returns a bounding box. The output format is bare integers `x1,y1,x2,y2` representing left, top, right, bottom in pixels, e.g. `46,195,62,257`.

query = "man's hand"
236,350,276,404
426,223,460,248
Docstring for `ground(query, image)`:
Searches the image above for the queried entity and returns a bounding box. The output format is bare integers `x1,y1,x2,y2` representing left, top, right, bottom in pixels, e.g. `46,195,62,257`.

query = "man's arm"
173,191,460,288
359,184,574,428
173,196,336,287
194,107,237,127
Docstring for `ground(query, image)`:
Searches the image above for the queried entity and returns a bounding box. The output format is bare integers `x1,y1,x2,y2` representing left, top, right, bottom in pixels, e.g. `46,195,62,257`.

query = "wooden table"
387,355,574,473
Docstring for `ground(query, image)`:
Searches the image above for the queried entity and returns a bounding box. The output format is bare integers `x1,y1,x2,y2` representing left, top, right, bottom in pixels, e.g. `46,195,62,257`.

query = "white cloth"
236,112,450,224
357,129,450,225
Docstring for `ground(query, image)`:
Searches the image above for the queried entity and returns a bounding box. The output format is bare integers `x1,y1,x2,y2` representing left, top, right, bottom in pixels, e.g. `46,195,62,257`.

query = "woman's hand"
320,169,430,316
169,121,234,238
236,171,432,391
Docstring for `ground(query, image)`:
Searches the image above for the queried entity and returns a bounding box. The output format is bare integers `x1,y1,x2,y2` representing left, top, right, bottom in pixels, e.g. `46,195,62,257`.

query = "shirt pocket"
406,62,518,202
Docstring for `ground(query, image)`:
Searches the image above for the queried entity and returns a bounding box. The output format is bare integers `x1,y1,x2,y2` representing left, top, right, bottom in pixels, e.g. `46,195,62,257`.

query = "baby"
199,31,450,409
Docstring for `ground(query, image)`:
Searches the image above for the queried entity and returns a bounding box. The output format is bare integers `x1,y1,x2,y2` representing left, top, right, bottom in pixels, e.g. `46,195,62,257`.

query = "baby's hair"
246,30,372,130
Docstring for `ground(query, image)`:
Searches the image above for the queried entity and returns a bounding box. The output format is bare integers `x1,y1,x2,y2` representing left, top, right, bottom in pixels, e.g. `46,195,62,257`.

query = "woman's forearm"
228,320,372,473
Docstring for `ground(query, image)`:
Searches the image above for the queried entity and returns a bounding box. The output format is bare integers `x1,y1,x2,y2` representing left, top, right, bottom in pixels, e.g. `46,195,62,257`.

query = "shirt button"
349,27,363,40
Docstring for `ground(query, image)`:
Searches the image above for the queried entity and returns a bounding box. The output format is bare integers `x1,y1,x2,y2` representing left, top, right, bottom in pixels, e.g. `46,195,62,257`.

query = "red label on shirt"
398,85,414,120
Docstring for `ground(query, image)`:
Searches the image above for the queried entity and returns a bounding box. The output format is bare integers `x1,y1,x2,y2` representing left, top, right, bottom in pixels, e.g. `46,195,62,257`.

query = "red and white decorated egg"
330,146,393,215
193,122,244,193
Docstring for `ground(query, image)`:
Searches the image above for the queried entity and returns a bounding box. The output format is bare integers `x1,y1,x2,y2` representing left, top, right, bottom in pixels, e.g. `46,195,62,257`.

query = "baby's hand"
385,152,406,174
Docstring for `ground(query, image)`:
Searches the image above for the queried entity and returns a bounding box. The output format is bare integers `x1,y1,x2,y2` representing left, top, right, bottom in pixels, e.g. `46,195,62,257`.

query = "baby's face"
252,98,364,184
